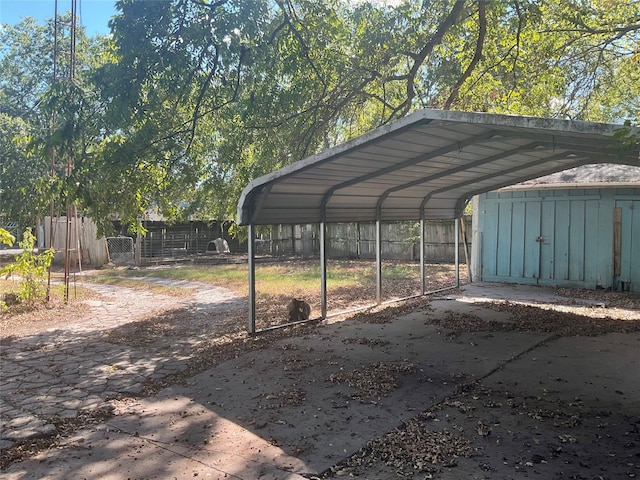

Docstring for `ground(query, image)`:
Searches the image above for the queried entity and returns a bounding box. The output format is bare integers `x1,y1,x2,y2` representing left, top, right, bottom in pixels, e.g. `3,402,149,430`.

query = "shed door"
482,199,545,282
481,196,601,286
614,200,640,292
521,199,561,282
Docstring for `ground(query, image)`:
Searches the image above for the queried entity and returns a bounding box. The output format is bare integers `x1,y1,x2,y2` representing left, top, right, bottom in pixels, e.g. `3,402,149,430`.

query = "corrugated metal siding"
478,188,640,292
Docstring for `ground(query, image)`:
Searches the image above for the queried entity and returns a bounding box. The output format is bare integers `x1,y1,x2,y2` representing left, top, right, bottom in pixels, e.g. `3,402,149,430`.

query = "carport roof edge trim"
237,109,640,225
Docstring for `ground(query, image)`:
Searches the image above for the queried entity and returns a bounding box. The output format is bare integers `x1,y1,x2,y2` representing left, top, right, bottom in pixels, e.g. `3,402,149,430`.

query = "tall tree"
0,17,104,229
97,0,638,225
5,1,637,233
0,114,44,229
0,19,58,229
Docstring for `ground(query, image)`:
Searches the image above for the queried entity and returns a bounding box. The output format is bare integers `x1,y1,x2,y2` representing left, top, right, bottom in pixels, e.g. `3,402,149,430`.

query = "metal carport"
237,109,640,333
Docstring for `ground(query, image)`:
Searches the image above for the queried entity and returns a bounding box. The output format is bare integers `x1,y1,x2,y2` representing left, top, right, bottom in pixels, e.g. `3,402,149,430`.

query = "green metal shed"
475,165,640,292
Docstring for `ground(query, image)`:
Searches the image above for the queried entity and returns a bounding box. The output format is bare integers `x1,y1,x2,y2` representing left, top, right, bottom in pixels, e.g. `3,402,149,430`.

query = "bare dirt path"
82,278,245,330
0,278,246,460
1,276,246,338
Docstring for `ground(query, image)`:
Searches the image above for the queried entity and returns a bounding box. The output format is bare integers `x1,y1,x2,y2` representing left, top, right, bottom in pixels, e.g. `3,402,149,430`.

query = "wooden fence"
257,218,472,262
44,216,108,266
39,217,471,266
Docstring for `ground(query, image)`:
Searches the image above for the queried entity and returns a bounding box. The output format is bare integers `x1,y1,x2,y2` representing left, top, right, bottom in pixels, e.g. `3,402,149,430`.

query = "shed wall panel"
523,202,541,279
583,200,601,284
539,200,556,280
479,188,639,292
481,201,499,278
510,202,526,278
568,201,586,282
615,199,640,291
554,201,570,280
496,203,512,277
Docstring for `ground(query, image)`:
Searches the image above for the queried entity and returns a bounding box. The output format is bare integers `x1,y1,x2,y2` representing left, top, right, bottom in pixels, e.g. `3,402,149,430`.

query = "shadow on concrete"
2,283,640,479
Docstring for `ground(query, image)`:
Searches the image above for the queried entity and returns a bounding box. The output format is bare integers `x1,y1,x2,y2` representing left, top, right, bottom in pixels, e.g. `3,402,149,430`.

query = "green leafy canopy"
1,0,638,235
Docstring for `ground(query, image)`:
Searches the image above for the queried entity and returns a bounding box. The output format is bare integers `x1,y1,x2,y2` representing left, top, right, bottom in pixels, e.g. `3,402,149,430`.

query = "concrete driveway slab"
2,281,639,479
485,332,640,415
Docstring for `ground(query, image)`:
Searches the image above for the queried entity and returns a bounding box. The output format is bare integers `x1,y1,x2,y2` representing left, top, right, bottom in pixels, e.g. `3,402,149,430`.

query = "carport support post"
320,221,327,318
455,217,460,288
420,219,425,295
376,219,382,304
248,223,257,334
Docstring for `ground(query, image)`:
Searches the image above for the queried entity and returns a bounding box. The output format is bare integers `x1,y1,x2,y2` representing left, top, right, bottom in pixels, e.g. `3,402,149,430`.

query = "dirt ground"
2,261,640,479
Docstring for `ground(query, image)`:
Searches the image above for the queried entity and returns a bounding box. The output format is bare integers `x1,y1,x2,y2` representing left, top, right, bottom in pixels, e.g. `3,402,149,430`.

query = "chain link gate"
106,236,135,265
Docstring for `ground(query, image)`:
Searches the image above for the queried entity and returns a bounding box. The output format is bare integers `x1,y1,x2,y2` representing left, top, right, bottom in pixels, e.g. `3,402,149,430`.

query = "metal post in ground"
376,219,382,304
420,219,425,295
455,217,460,288
248,223,256,334
320,221,327,318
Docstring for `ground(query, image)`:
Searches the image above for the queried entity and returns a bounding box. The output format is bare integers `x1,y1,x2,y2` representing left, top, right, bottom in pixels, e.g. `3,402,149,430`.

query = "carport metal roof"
238,109,639,333
238,109,640,226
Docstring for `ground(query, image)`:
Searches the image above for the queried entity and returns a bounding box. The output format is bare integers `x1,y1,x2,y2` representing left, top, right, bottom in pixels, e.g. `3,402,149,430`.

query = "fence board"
251,219,470,262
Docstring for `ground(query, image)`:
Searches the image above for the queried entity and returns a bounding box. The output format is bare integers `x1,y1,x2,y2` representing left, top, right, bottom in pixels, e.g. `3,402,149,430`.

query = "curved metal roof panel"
237,109,640,225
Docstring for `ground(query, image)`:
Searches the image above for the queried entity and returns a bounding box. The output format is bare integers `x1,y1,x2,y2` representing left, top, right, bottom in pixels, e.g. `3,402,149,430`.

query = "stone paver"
0,280,243,447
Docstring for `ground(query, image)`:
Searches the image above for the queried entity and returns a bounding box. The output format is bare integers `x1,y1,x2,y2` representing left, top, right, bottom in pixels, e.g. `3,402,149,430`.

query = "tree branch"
276,0,328,90
541,22,640,37
385,0,467,119
444,0,486,109
187,0,229,9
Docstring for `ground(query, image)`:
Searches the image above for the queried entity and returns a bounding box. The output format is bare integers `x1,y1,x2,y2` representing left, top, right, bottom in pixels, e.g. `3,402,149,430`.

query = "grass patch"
89,260,399,297
84,275,193,297
91,265,247,294
87,259,452,301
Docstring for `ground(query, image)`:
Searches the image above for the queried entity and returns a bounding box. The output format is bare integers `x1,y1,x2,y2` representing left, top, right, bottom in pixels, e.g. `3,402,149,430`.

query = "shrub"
1,228,54,306
0,228,15,247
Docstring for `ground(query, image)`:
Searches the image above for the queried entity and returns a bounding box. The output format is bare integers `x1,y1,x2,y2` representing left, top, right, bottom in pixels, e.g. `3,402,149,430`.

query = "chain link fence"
106,236,135,265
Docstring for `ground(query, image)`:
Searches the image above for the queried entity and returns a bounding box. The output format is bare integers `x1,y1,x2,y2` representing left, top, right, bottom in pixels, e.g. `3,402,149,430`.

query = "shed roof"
509,163,640,188
237,109,640,225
